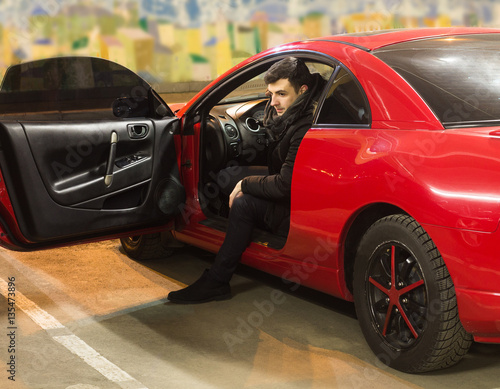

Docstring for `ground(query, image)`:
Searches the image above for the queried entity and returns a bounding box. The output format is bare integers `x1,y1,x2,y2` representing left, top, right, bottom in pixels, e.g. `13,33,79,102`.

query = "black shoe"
168,270,231,304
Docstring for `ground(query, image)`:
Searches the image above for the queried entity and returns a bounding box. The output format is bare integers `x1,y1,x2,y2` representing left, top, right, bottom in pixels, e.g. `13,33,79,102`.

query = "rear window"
373,34,500,128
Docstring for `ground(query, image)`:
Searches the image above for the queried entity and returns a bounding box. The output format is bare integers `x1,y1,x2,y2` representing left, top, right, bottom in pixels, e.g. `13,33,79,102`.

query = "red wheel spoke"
358,217,446,355
369,277,389,294
369,244,426,340
399,279,424,295
382,302,394,336
397,303,420,338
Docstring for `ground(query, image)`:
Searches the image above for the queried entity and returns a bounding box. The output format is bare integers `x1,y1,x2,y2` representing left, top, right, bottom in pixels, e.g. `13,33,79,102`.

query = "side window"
316,67,370,126
0,57,153,118
217,59,334,105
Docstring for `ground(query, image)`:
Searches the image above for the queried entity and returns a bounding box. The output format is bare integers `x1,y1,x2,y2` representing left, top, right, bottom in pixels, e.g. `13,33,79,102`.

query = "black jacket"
241,113,313,234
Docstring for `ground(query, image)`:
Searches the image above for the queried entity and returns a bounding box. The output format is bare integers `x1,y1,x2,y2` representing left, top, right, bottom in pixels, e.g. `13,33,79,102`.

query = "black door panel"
0,117,184,245
23,120,155,206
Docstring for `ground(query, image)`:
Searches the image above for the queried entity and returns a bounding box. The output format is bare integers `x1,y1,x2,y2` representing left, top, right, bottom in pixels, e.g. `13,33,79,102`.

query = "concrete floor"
0,240,499,389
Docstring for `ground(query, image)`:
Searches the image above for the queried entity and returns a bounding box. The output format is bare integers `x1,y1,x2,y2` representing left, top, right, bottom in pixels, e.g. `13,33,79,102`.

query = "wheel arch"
343,202,407,294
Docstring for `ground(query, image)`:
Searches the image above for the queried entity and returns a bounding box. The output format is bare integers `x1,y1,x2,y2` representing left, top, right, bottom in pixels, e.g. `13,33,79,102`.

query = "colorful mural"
0,0,498,90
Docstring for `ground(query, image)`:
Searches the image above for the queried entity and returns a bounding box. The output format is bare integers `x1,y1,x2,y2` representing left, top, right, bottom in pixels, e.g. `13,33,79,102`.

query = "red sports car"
0,27,499,373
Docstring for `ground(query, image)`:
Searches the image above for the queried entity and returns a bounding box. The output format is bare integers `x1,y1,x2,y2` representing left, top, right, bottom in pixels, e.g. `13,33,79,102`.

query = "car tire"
120,233,175,261
353,214,473,373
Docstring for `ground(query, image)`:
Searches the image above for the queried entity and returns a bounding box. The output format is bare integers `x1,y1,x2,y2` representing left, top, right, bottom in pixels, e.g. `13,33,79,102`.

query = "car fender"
287,127,500,285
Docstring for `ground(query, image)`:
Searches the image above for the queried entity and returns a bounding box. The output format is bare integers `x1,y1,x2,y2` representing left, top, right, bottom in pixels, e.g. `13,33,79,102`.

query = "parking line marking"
0,277,148,389
4,282,65,330
53,335,138,383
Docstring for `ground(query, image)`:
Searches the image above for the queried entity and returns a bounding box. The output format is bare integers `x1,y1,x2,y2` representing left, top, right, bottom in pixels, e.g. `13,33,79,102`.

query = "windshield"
373,34,500,128
219,77,268,104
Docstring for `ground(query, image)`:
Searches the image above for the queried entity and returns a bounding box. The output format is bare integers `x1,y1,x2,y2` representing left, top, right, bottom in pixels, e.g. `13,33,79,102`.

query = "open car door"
0,57,185,250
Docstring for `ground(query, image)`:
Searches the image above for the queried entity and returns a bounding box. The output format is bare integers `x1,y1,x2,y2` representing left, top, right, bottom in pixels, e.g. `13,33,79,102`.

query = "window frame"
312,62,372,129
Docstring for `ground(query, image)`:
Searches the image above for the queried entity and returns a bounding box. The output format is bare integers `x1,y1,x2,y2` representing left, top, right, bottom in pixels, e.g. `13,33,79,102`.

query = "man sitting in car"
168,57,326,304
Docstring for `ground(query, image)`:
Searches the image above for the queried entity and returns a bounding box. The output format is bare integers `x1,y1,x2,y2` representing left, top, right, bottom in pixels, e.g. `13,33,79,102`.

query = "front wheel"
120,233,175,261
353,214,473,373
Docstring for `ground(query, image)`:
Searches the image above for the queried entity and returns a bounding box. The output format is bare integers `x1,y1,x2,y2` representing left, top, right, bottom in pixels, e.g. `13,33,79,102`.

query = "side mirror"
149,89,173,118
155,103,169,117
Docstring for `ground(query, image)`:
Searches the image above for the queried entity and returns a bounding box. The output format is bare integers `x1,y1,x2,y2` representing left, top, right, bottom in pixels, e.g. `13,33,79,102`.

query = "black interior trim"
23,120,156,206
0,116,184,244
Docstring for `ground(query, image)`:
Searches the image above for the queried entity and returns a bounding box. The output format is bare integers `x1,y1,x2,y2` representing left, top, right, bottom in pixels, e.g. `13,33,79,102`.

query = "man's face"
267,78,305,116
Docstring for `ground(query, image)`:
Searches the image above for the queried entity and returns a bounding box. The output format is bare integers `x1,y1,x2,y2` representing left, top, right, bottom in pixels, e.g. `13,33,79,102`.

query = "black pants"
208,193,272,283
216,166,268,197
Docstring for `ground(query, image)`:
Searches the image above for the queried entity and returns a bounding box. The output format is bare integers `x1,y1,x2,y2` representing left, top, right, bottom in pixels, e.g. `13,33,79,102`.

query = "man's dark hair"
264,57,312,93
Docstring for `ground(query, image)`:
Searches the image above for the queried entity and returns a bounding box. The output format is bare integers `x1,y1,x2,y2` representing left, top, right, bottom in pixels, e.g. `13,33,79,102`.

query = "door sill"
199,215,287,250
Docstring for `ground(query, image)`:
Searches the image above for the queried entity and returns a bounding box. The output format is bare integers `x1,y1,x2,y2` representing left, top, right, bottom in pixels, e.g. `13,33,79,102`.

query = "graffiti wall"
0,0,498,89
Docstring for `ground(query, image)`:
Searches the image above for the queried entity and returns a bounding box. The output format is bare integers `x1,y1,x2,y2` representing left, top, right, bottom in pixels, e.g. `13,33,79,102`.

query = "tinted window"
374,34,500,127
316,67,370,126
0,57,151,115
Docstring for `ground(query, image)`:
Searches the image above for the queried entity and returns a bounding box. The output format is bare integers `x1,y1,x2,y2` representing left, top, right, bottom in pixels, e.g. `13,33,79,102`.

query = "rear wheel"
353,214,473,373
120,232,176,261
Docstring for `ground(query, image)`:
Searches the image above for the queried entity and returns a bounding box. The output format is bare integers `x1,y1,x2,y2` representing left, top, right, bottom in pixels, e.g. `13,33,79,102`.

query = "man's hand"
229,180,244,208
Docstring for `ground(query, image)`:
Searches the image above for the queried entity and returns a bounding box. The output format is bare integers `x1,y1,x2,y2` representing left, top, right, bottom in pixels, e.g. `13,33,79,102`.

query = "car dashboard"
203,98,269,174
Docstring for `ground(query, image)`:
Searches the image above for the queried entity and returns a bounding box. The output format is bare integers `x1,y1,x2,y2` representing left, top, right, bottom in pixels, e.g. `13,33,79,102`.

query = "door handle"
127,124,149,139
104,131,118,186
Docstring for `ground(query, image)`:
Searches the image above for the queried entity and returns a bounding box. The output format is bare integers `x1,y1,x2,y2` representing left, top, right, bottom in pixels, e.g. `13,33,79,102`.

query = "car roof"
177,27,500,118
310,27,500,51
